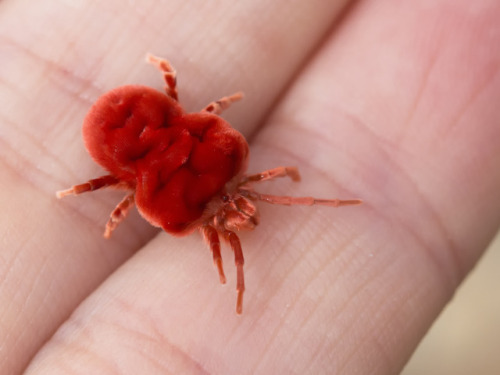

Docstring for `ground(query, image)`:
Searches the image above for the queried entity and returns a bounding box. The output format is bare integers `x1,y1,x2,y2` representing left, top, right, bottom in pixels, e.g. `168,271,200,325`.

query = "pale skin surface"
1,0,499,374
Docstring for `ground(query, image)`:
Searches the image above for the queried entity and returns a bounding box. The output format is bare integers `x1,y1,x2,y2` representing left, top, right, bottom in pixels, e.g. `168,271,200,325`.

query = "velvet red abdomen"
83,85,184,182
83,85,249,234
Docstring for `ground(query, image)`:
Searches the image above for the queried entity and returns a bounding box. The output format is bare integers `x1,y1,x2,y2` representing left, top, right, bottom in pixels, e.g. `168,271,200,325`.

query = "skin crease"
0,0,499,374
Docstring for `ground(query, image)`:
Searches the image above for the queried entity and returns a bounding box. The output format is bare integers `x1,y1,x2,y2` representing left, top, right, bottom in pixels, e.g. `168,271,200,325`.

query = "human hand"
1,1,499,374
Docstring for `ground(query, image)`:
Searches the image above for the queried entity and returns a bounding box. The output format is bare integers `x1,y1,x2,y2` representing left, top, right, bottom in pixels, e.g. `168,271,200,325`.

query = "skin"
0,0,499,374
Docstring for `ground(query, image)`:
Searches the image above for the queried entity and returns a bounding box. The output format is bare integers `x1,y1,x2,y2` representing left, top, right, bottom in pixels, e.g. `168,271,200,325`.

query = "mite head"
213,191,260,232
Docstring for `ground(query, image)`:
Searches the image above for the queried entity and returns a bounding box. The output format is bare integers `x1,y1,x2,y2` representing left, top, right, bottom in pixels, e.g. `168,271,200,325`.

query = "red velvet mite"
57,54,362,314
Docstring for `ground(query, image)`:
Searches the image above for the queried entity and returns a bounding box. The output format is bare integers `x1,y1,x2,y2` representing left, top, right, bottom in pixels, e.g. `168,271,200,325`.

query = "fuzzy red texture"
82,85,249,234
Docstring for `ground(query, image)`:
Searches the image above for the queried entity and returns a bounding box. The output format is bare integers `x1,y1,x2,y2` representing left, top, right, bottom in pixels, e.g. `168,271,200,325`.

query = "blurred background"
402,231,500,374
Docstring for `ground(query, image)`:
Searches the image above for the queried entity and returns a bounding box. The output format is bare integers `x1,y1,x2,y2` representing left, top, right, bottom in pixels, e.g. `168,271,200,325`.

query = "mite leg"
202,92,243,115
201,225,226,284
146,53,178,101
248,191,362,207
223,230,245,315
56,175,120,198
241,166,301,185
104,193,135,238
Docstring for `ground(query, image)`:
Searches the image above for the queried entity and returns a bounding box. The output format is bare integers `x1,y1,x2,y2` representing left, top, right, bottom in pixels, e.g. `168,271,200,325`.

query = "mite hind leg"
56,175,120,198
146,53,178,101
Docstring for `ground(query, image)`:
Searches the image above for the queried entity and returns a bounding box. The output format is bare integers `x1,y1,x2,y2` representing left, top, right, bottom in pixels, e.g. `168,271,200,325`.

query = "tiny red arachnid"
57,54,362,314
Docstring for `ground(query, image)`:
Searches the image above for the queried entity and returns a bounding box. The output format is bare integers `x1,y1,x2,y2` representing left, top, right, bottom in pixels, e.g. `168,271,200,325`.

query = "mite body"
57,54,361,314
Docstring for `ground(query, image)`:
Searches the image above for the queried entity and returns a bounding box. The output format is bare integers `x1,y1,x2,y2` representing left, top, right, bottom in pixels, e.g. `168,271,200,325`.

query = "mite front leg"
146,54,178,101
248,191,362,207
201,225,226,284
202,92,243,115
241,166,301,185
223,230,245,315
104,193,135,238
56,175,120,198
